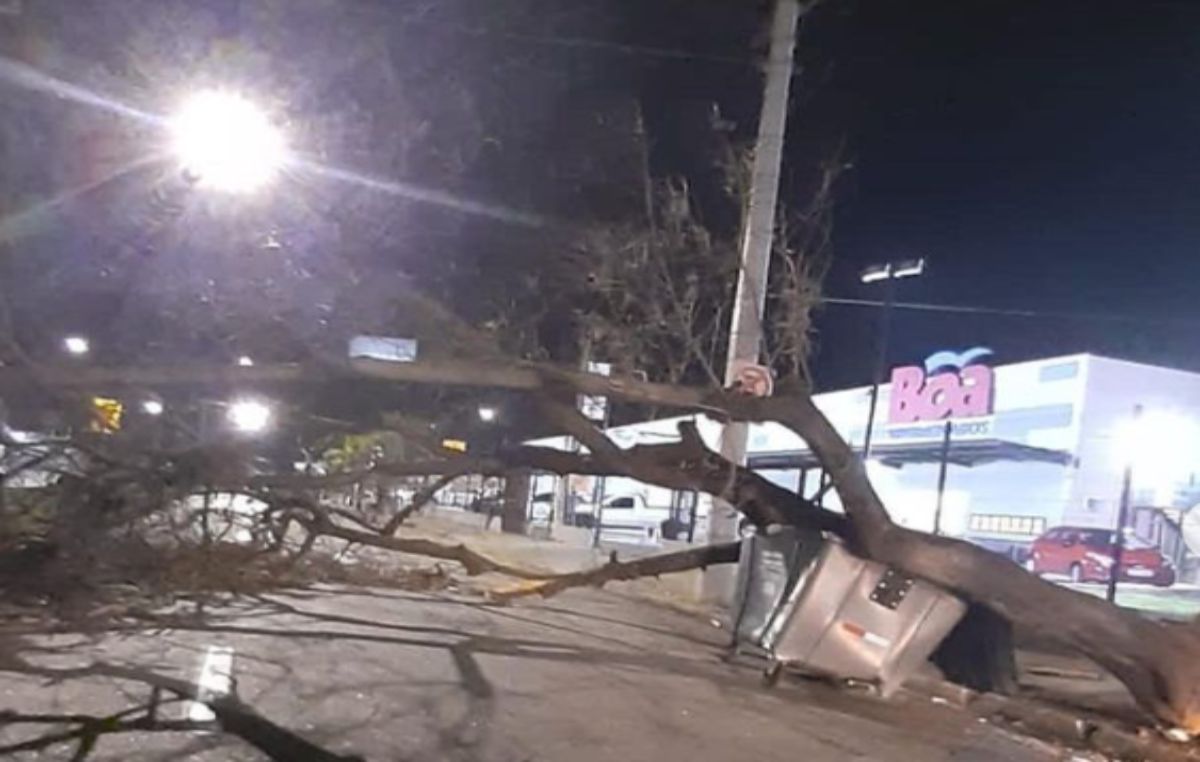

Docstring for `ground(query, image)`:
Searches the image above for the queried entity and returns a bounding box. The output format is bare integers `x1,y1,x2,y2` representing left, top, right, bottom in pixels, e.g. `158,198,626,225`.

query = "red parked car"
1025,526,1175,587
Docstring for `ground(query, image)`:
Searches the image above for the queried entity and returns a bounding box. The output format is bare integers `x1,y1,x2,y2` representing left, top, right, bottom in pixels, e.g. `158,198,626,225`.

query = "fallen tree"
5,355,1200,734
261,362,1200,732
8,353,1200,733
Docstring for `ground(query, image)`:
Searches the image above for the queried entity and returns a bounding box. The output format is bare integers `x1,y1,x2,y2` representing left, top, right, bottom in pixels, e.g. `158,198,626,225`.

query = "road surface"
0,586,1062,761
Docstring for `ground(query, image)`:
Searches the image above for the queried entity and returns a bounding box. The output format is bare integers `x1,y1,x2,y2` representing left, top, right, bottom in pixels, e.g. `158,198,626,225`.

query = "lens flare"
170,91,285,192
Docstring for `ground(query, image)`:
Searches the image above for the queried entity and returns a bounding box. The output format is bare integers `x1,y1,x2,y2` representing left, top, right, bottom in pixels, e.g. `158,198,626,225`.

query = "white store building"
746,353,1200,561
537,353,1200,567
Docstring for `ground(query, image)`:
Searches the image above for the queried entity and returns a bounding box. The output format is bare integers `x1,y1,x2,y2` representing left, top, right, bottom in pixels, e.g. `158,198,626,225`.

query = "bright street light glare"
141,399,164,416
237,355,254,367
63,335,90,355
859,264,891,284
892,258,926,279
1112,409,1199,480
227,399,271,434
169,90,285,193
478,406,497,423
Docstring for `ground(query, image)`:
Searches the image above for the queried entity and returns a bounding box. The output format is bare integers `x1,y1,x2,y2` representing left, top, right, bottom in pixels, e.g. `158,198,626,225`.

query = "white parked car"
595,495,667,547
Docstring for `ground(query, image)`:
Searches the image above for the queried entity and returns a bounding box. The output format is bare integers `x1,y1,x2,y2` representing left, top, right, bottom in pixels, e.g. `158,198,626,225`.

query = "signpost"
348,335,417,363
730,361,774,398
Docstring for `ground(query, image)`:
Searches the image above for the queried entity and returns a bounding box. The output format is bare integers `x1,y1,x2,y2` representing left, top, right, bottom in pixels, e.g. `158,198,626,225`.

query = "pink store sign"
888,348,995,424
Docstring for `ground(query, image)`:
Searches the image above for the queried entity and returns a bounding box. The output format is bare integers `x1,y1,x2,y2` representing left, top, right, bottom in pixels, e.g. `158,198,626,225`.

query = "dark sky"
804,0,1200,388
6,0,1199,392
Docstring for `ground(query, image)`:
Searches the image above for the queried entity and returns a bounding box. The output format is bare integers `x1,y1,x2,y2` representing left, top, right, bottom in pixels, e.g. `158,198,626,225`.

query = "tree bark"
491,541,741,600
500,468,530,535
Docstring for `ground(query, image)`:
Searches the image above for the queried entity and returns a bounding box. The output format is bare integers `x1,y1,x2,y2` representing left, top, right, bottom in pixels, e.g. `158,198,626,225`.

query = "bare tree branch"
491,540,740,600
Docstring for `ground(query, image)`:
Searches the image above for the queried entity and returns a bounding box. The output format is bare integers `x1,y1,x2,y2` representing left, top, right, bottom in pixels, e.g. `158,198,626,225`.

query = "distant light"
1113,408,1200,481
441,438,468,453
63,335,90,355
859,264,891,284
169,90,285,193
141,399,164,416
892,258,926,279
237,355,254,367
478,406,497,423
227,399,271,434
860,258,926,284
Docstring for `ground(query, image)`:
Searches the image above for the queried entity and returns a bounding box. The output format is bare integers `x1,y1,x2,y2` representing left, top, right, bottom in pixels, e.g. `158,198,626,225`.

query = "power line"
821,296,1200,330
347,1,762,68
429,23,756,67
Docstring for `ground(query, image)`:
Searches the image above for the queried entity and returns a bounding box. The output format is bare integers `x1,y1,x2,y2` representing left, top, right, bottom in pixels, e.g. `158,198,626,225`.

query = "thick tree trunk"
501,468,529,535
757,393,1200,731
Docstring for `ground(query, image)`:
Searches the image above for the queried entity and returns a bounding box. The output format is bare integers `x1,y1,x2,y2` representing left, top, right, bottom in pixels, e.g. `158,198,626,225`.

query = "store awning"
748,438,1073,471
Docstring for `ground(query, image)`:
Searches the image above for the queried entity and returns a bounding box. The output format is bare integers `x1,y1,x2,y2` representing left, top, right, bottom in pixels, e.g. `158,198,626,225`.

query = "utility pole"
702,0,801,603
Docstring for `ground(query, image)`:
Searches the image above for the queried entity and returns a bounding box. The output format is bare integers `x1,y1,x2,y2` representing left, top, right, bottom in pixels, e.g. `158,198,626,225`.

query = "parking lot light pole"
861,258,925,458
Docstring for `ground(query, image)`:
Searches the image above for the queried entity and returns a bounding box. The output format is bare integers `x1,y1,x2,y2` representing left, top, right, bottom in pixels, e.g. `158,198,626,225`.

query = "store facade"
746,353,1200,561
528,353,1200,571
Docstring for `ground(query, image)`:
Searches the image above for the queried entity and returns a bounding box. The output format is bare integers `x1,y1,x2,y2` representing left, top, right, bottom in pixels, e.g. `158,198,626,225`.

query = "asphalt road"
0,586,1062,761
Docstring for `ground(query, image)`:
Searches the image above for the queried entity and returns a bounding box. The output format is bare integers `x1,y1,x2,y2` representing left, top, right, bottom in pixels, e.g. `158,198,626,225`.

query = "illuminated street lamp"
1107,406,1198,601
237,355,254,367
169,90,285,193
63,335,90,355
478,406,497,423
141,399,164,416
860,257,927,457
227,399,271,434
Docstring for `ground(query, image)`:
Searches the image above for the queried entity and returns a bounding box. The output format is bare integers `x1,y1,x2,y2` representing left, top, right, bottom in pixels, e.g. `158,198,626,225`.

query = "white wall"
1066,356,1200,527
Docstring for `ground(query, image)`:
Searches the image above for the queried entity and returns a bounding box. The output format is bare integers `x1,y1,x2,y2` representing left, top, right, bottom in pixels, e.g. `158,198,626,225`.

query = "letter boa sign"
887,348,995,434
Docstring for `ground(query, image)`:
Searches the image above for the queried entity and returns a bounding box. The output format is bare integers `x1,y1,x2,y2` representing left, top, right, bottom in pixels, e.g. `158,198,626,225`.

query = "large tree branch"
254,423,845,537
491,541,741,601
719,392,1200,732
382,468,473,534
0,358,718,412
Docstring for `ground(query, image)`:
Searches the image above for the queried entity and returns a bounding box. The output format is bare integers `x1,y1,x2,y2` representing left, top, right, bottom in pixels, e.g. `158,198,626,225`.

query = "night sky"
803,0,1200,388
4,0,1199,393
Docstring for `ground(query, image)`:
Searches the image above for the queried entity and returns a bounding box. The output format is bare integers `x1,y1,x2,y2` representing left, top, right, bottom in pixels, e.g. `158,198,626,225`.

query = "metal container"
730,526,823,650
763,539,966,697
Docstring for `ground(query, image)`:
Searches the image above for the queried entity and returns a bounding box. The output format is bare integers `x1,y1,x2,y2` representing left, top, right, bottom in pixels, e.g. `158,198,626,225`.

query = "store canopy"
748,438,1073,471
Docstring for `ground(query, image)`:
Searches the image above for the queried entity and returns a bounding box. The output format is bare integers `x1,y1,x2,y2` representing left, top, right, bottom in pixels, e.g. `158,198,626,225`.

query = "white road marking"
185,645,235,722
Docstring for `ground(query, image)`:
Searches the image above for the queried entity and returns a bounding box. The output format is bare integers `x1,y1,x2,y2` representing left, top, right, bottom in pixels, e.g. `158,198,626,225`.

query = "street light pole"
859,258,924,458
932,419,952,535
862,275,896,458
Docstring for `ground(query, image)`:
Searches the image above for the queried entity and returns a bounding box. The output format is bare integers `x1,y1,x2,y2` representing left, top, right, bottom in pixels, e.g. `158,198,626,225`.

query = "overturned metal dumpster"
734,530,966,698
